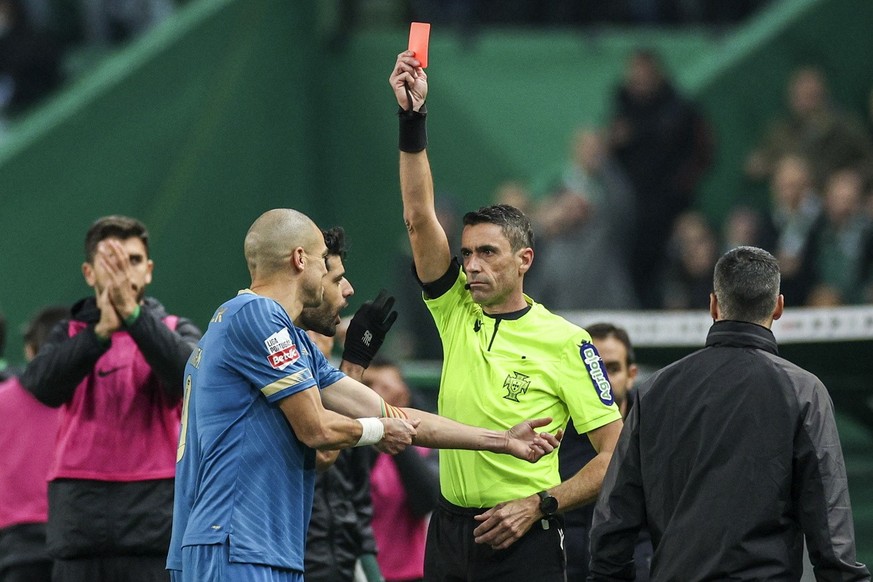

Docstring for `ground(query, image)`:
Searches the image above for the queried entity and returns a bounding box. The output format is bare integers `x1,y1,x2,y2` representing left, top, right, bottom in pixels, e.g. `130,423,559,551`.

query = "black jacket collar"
705,320,778,356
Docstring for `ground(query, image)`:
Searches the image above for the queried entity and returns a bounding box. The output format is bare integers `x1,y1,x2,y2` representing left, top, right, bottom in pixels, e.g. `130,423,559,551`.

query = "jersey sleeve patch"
264,327,300,370
580,342,614,406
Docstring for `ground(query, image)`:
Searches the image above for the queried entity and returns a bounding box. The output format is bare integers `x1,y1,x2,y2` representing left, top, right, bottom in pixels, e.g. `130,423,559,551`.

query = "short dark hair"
23,306,69,353
462,204,534,252
587,323,635,367
713,246,780,323
322,226,348,261
84,215,150,262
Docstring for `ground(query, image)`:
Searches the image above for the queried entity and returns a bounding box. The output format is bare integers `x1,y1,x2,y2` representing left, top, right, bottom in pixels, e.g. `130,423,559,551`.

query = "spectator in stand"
0,0,61,117
608,48,714,308
807,167,873,306
21,215,201,582
722,205,765,251
745,66,873,189
0,305,67,582
526,127,638,310
660,211,719,310
80,0,175,44
364,357,439,582
389,194,462,362
493,180,535,217
758,154,821,306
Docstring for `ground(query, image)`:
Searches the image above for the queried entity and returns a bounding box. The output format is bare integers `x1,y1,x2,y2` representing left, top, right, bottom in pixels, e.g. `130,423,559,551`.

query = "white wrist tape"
354,417,384,447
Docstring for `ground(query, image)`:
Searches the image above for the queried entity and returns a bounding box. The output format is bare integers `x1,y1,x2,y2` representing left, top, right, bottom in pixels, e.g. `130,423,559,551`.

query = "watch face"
540,494,558,515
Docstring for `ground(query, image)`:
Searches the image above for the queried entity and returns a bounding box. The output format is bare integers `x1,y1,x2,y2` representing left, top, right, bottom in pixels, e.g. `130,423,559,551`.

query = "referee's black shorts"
423,496,565,582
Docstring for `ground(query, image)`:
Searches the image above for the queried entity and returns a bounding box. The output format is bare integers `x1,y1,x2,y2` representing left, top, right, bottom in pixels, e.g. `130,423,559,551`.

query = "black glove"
342,289,398,368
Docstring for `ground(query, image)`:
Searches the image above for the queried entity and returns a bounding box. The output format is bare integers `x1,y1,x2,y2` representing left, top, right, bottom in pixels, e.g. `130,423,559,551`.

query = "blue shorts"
178,542,302,582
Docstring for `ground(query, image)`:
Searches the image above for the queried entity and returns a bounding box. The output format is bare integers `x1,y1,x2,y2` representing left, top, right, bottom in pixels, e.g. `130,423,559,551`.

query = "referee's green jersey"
425,270,622,508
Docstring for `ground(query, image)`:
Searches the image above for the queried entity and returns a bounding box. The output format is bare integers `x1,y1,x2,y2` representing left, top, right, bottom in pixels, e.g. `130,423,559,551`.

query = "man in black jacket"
21,215,201,582
298,226,395,582
589,246,870,581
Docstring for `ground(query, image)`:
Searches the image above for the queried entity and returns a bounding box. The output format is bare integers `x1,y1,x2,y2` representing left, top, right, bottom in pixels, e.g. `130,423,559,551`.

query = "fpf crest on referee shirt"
502,371,531,402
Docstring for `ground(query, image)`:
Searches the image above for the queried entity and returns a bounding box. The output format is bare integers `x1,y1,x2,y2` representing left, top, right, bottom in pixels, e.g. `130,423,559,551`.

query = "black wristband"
399,106,428,153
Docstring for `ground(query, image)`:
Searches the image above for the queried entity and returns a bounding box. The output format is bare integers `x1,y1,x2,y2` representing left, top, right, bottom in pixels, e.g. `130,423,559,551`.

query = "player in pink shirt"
0,306,67,582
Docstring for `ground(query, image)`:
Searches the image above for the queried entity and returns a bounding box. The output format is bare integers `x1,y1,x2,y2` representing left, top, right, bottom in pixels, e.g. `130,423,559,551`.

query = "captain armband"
354,417,385,447
379,398,408,419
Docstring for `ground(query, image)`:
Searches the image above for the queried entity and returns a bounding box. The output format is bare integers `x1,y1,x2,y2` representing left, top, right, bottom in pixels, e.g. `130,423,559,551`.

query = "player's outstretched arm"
389,51,452,284
279,386,418,453
321,376,560,460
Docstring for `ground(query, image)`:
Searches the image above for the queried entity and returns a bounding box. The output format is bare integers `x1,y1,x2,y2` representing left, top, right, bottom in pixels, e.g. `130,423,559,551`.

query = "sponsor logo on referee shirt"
264,327,300,370
580,342,614,406
503,371,531,402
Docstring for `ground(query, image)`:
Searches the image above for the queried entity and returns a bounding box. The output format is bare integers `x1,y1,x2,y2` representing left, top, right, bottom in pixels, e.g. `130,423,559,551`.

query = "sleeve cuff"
123,304,141,327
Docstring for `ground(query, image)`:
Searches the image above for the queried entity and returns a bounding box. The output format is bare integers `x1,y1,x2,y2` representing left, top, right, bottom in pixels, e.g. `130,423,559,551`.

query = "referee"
389,51,623,581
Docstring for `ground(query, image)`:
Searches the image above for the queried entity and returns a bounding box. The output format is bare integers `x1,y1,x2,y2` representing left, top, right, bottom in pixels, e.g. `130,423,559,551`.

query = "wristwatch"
536,490,558,517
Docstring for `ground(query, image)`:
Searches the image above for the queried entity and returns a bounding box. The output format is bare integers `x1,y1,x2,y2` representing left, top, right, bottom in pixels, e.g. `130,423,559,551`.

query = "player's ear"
291,247,306,273
82,261,97,288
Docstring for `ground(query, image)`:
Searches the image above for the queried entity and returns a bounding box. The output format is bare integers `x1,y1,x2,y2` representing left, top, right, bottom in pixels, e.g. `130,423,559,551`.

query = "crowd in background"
1,0,772,124
4,2,873,363
0,0,186,126
518,57,873,313
385,52,873,360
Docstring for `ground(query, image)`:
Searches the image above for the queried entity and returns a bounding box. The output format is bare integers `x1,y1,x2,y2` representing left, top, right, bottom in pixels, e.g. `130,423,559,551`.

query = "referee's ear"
516,247,534,276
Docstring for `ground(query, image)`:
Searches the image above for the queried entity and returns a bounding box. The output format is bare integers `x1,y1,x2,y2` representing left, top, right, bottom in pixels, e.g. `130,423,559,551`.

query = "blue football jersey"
167,291,344,572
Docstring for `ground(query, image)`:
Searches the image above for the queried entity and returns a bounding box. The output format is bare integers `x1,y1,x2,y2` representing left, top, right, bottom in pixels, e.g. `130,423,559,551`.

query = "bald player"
167,209,561,582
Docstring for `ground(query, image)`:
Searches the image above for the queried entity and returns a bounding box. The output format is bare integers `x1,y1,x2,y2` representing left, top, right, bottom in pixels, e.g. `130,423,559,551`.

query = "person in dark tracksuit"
21,216,201,582
589,246,870,581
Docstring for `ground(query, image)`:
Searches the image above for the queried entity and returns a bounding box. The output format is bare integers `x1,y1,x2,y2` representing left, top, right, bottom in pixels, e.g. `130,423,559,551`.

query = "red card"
408,22,430,69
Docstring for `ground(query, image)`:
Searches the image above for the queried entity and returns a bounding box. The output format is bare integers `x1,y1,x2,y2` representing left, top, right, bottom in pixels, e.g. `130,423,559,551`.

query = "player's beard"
298,306,338,338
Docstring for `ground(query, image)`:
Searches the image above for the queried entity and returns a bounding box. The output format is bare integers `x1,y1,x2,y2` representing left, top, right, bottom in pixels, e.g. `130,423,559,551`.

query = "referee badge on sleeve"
579,342,614,406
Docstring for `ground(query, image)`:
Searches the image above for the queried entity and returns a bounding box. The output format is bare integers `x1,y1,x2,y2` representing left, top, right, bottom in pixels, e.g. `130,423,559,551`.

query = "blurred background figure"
526,127,639,310
608,48,714,309
721,205,765,251
493,180,535,217
660,211,719,310
80,0,174,45
0,0,61,120
744,66,873,189
806,167,873,306
364,356,439,582
759,154,821,306
388,194,462,361
0,305,68,582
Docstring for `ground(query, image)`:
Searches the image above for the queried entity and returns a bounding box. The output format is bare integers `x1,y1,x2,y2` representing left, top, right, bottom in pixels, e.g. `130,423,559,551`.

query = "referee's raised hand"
390,50,427,112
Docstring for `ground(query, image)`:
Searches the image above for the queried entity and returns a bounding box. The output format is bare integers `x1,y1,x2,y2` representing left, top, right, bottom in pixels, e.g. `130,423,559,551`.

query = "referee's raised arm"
390,51,452,284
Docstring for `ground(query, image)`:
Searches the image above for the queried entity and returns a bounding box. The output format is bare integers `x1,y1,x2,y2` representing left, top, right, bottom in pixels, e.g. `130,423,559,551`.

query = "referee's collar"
483,304,532,322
